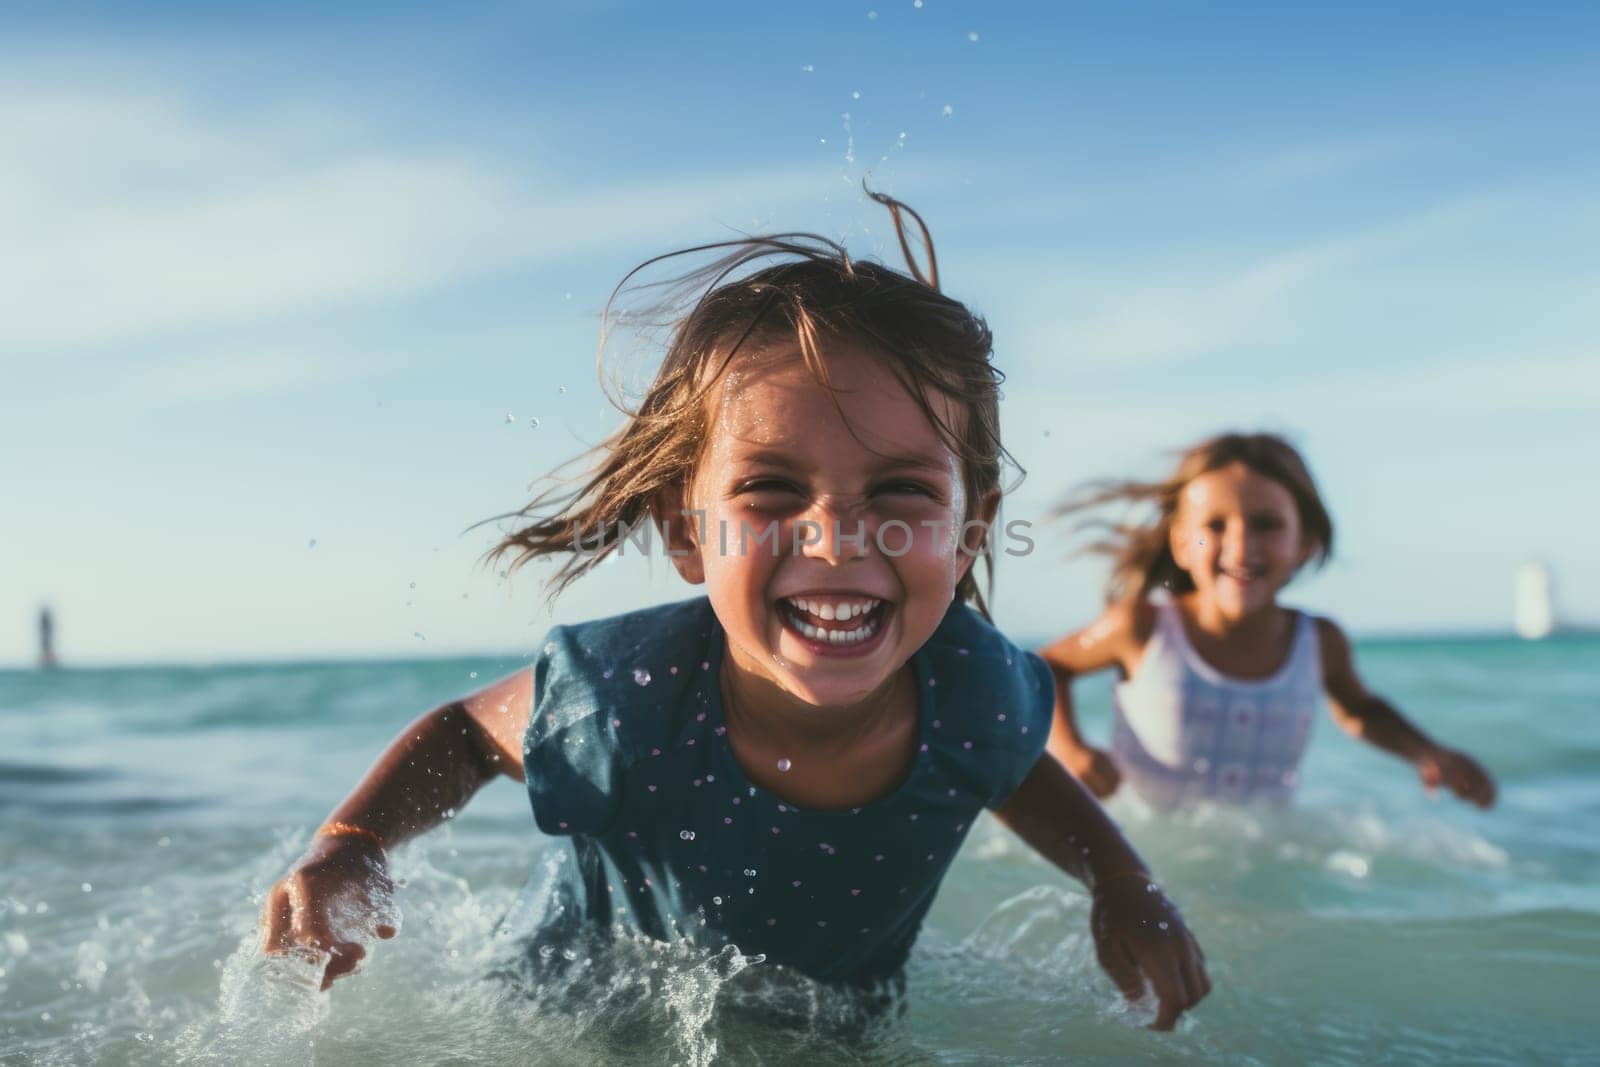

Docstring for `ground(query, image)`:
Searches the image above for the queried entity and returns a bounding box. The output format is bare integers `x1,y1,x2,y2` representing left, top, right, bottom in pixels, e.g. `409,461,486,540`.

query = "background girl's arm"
1038,600,1151,798
259,669,532,988
1316,619,1495,809
995,756,1210,1030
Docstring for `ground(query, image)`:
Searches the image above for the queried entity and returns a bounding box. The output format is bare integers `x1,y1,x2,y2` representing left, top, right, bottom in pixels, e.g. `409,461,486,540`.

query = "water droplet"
744,868,757,877
776,758,792,772
867,9,878,18
469,671,478,679
1158,921,1170,931
633,668,652,686
802,63,815,72
941,104,953,117
852,90,862,100
81,882,92,893
505,413,516,423
680,830,695,841
914,0,923,6
528,417,541,429
413,632,425,641
558,385,568,395
967,30,980,42
712,896,723,905
307,538,317,549
156,836,171,847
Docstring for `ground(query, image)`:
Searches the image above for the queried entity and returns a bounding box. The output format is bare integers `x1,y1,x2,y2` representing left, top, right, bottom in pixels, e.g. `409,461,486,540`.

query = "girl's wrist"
1089,868,1157,897
314,820,388,854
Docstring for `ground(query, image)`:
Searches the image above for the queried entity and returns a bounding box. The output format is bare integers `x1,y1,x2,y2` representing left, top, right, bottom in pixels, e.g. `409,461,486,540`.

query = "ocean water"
2,633,1597,1065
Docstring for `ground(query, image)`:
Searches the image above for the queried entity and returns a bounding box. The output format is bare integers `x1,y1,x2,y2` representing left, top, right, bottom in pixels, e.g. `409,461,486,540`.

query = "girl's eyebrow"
730,446,949,474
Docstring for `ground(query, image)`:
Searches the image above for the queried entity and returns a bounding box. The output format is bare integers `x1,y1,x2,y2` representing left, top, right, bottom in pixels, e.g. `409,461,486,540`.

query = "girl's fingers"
261,885,292,953
1094,935,1145,1003
287,879,338,953
318,943,366,992
1178,933,1209,1007
1189,932,1213,999
1143,953,1187,1031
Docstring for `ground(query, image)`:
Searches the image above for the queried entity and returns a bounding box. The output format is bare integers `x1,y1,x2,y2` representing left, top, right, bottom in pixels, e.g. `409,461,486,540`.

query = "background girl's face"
1169,462,1307,620
670,339,989,709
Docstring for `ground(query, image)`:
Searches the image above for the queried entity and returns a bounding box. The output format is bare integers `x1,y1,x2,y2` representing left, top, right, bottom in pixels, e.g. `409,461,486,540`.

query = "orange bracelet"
315,821,387,851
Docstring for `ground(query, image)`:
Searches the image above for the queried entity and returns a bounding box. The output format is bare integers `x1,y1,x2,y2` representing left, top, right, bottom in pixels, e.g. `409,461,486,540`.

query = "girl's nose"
796,497,871,564
1222,521,1252,558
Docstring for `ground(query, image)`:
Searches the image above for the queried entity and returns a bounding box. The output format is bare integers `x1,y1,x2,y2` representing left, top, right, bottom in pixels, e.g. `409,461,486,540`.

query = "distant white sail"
1515,561,1555,640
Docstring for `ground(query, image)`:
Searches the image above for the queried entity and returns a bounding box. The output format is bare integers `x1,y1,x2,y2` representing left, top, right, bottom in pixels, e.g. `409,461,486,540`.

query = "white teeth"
784,596,880,622
791,611,881,646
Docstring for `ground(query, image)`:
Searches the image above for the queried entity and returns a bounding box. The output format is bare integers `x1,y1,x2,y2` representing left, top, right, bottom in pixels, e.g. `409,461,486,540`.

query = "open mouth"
777,595,890,650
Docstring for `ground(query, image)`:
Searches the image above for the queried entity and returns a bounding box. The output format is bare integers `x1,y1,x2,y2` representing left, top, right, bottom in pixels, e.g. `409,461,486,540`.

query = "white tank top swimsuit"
1110,599,1323,807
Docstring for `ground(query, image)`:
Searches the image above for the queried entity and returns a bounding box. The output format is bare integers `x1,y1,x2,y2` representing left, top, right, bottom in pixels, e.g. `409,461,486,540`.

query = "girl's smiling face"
664,338,994,709
1169,462,1308,620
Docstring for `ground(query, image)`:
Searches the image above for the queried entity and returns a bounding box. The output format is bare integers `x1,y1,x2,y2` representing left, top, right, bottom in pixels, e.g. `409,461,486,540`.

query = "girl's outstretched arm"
994,755,1210,1031
1037,600,1152,798
1316,619,1496,809
259,669,532,989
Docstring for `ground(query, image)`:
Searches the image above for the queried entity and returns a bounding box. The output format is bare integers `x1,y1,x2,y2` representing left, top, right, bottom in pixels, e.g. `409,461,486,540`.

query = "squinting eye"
879,481,935,497
738,478,801,495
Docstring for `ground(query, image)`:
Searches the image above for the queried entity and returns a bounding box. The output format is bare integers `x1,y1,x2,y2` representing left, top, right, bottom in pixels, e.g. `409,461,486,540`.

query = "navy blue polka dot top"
522,596,1052,985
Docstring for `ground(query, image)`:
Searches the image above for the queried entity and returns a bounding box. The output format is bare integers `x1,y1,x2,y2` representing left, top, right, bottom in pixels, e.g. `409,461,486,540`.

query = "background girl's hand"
1418,746,1497,809
1061,743,1122,799
260,834,398,991
1089,877,1210,1030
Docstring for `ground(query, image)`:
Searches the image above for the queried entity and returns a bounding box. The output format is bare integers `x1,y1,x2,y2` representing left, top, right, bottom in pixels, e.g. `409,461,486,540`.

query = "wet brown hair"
1055,431,1334,604
486,193,1015,615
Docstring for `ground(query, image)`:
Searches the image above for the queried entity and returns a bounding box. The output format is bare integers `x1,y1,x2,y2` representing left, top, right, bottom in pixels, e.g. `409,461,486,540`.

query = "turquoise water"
2,633,1597,1064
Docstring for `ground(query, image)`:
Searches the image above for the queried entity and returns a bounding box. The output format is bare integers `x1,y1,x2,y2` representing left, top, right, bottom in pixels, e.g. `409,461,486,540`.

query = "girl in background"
1042,432,1496,811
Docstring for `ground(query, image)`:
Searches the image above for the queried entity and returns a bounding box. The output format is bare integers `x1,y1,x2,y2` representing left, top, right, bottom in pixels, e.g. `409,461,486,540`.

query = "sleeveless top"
1110,600,1322,807
522,596,1053,985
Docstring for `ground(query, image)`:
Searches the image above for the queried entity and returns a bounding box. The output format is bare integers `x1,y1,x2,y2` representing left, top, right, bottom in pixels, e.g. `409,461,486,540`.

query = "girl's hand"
260,833,398,991
1060,743,1122,799
1089,876,1210,1031
1418,746,1497,809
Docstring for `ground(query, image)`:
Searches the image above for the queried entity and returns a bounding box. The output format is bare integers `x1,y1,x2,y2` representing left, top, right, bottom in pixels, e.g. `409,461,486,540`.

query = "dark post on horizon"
38,605,58,670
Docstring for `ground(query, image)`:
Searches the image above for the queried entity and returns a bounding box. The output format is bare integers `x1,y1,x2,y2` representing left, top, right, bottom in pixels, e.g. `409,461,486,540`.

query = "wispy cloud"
0,82,842,356
992,189,1527,370
1233,133,1441,191
122,349,356,408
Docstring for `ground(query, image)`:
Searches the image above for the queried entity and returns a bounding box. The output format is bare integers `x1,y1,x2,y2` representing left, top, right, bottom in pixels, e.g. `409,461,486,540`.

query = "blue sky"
4,2,1598,664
